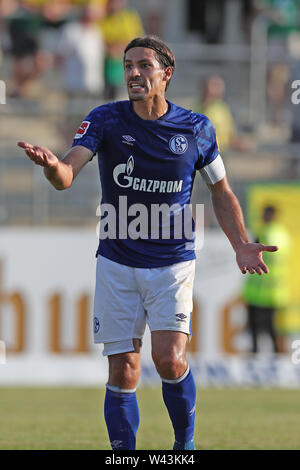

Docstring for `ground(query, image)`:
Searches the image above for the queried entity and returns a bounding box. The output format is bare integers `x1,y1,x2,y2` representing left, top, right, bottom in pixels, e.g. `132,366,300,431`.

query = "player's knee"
152,351,187,380
109,354,140,388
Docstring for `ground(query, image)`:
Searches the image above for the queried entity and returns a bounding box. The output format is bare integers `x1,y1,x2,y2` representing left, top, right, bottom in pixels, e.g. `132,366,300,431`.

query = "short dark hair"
124,36,175,89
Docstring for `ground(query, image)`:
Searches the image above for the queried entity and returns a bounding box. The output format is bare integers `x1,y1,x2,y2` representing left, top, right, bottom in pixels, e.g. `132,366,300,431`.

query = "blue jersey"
72,100,220,268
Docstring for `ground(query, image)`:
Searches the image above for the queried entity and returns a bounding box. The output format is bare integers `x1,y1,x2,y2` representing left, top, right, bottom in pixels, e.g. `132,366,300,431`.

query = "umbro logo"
122,135,135,145
176,313,187,322
111,440,123,449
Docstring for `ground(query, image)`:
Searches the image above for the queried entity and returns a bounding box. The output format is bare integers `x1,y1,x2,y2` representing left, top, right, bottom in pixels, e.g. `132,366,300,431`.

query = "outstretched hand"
18,142,58,168
236,243,278,275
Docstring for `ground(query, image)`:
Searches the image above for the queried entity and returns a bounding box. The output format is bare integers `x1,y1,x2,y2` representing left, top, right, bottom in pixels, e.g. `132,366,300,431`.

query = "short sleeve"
71,106,107,156
191,113,220,169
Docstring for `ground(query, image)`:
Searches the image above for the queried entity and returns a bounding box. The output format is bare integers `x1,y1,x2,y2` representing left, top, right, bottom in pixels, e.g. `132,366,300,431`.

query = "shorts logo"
94,316,100,334
176,313,187,322
169,135,188,154
74,121,90,139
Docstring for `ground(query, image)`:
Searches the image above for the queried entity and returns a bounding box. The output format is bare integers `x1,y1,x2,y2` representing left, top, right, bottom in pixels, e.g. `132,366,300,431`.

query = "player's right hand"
17,142,59,169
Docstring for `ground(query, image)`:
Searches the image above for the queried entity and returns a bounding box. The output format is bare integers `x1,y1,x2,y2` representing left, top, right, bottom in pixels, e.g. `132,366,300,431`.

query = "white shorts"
93,256,195,356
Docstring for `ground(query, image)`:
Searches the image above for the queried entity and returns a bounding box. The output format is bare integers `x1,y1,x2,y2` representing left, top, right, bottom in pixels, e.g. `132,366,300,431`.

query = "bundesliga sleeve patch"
74,121,91,139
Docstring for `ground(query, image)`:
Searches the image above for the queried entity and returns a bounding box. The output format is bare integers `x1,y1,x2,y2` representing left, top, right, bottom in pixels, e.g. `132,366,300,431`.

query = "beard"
129,94,145,101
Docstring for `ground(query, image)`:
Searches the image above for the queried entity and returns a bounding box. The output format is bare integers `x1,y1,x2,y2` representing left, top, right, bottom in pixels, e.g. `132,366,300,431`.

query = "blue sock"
104,384,139,450
162,367,196,449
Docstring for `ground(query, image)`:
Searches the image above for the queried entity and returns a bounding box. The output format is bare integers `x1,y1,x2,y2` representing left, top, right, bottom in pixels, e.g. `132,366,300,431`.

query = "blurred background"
1,0,300,389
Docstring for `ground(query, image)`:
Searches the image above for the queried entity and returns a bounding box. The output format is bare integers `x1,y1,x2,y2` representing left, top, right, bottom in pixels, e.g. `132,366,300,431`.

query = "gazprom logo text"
113,156,183,193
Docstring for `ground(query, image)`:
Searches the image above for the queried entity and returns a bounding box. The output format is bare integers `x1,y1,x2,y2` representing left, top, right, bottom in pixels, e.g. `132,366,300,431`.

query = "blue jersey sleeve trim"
191,112,220,169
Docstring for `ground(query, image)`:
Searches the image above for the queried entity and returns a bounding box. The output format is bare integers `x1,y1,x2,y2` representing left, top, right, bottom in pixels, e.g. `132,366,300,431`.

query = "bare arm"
209,176,250,251
17,142,93,190
208,176,278,275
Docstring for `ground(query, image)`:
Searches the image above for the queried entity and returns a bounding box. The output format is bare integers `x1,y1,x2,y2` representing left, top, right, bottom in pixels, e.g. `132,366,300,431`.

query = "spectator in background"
254,0,300,39
7,0,45,97
40,0,72,62
57,5,105,97
266,63,290,127
99,0,144,99
242,205,291,353
253,0,300,128
143,0,163,37
200,75,255,153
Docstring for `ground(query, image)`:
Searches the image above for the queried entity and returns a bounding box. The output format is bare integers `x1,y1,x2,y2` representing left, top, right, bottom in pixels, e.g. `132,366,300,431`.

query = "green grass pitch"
0,387,299,450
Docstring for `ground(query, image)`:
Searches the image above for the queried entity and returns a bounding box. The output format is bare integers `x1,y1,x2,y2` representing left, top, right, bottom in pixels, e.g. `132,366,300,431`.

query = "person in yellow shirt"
201,75,255,153
99,0,144,99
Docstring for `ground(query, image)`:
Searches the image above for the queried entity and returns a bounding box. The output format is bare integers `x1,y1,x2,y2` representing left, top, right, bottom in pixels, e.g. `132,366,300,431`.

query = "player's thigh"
139,259,195,335
93,256,146,346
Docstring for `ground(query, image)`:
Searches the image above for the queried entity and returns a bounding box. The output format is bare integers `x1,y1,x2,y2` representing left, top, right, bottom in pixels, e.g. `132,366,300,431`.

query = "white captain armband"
199,154,226,184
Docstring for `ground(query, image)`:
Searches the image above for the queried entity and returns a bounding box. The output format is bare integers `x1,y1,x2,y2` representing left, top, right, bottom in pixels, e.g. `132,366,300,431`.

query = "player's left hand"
236,243,278,275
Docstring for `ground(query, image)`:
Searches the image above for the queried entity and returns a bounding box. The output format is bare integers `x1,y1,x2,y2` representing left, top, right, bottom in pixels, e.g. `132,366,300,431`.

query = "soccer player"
18,36,278,450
